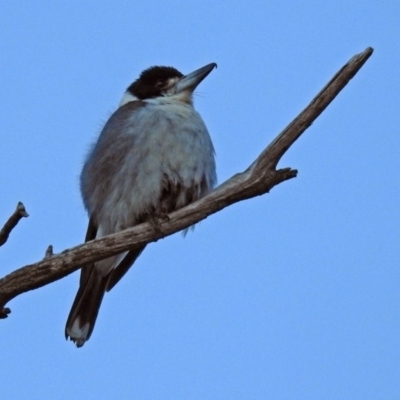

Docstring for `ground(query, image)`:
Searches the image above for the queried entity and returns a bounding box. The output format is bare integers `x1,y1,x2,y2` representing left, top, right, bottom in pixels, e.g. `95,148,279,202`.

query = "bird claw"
147,213,169,235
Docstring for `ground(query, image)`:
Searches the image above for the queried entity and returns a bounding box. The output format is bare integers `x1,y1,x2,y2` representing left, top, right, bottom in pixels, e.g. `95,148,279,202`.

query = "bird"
65,63,217,347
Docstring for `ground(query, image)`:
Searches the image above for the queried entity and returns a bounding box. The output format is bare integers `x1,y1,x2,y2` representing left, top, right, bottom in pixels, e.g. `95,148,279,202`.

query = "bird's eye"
155,80,164,89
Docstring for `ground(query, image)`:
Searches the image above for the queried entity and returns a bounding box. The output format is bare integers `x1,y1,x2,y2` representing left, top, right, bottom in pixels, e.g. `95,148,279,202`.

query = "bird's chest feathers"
126,102,210,172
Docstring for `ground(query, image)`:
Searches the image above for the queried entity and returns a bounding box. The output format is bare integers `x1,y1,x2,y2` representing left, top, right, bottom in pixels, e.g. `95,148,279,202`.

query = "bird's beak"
175,63,217,93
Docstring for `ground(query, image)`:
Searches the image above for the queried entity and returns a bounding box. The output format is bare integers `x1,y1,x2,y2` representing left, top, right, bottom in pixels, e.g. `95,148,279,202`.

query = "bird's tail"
65,266,108,347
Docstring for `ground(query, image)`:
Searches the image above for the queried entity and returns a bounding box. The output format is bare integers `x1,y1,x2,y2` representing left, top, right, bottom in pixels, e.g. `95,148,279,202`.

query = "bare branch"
0,202,29,247
0,47,373,316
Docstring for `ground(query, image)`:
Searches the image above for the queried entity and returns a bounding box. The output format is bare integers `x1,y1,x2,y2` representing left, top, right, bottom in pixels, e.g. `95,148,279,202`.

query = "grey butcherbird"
65,63,217,347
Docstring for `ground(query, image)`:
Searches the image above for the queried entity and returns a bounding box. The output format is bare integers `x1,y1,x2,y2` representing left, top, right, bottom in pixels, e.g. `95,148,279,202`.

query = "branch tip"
0,307,11,319
16,202,29,218
0,202,29,247
44,245,54,259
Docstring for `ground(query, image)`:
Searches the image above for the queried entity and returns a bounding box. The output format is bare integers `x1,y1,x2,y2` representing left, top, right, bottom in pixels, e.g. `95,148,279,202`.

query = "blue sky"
1,2,399,399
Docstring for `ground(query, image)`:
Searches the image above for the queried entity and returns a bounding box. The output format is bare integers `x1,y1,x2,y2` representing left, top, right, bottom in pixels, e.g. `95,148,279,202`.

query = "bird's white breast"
92,98,216,234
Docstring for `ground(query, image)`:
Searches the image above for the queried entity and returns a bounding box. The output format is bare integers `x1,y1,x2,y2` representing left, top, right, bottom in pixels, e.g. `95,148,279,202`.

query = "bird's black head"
123,63,217,105
127,66,184,100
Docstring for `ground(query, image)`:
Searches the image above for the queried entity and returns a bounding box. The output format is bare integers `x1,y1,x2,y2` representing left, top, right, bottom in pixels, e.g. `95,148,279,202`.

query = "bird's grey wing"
79,217,98,287
82,101,151,291
80,100,147,220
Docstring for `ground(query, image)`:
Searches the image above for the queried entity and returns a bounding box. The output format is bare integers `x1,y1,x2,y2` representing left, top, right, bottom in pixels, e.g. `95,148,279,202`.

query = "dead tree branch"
0,47,373,318
0,202,29,247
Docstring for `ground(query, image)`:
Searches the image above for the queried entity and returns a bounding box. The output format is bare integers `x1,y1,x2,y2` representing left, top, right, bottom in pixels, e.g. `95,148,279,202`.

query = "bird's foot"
147,213,170,236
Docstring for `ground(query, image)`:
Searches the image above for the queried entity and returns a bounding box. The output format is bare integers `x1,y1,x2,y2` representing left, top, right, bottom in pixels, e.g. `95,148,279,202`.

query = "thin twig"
0,202,29,247
44,245,54,259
